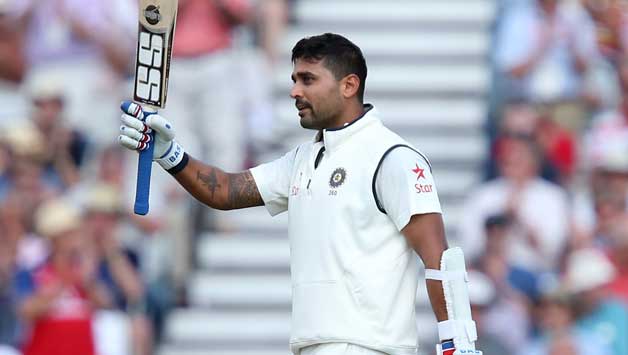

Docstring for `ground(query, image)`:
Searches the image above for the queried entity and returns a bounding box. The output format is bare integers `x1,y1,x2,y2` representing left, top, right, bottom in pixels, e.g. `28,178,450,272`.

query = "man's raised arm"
118,101,264,210
174,158,263,210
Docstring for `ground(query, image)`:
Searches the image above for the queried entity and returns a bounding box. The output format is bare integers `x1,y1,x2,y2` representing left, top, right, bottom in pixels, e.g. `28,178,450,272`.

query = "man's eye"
303,77,313,84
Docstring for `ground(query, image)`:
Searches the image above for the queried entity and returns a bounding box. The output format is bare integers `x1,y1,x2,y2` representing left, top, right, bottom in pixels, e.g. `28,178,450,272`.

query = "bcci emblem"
329,168,347,188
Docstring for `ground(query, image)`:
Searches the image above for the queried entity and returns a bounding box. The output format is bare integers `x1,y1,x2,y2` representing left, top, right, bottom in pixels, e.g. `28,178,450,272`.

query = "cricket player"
119,33,481,355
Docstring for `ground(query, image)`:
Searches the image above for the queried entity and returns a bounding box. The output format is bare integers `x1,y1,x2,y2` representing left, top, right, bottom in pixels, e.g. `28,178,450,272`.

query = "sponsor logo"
329,168,347,188
168,144,181,163
415,183,433,194
412,163,426,180
144,5,161,25
135,30,164,104
291,172,303,196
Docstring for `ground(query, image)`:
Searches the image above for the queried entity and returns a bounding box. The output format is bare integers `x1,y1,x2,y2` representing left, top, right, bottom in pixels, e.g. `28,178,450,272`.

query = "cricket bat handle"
134,107,158,215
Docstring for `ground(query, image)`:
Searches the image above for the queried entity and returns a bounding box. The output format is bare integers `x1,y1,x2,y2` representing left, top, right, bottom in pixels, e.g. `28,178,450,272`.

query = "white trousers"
300,343,389,355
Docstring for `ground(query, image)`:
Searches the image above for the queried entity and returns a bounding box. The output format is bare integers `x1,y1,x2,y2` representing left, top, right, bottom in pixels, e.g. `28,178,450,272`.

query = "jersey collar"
317,104,379,152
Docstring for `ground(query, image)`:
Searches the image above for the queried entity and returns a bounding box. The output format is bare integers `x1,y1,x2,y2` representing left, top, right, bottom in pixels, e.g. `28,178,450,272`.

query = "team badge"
329,168,347,188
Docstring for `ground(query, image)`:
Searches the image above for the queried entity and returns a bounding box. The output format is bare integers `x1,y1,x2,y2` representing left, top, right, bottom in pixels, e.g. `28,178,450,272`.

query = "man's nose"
290,84,303,99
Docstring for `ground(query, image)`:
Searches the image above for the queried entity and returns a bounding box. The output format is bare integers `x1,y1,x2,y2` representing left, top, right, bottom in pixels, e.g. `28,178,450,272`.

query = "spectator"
607,216,628,303
0,225,20,353
585,55,628,184
481,214,539,301
460,134,570,272
256,0,289,65
165,0,252,171
69,146,179,343
495,0,598,104
0,124,59,210
591,188,626,249
155,0,255,287
474,216,533,352
70,145,171,258
25,72,89,188
522,290,611,355
488,101,576,184
16,199,111,355
0,196,48,279
18,0,136,146
0,142,9,184
574,131,628,242
579,0,628,109
581,0,628,63
467,270,523,355
0,0,28,122
587,53,628,135
534,106,577,185
235,0,290,163
565,248,628,355
85,183,153,355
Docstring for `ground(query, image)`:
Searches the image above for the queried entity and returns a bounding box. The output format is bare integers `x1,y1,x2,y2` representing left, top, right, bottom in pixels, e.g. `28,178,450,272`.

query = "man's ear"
341,74,360,99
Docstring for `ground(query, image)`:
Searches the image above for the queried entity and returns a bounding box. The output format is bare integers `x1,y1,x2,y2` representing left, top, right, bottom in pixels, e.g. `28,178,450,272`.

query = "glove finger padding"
121,101,144,119
118,123,151,151
119,135,141,150
145,114,175,141
120,125,145,142
121,113,149,133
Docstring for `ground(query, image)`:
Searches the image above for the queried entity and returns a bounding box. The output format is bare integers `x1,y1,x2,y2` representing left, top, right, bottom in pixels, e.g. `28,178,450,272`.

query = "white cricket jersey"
251,105,442,355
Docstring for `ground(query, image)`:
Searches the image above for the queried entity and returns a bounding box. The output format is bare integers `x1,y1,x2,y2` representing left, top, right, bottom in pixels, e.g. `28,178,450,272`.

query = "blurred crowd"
0,0,290,354
462,0,628,355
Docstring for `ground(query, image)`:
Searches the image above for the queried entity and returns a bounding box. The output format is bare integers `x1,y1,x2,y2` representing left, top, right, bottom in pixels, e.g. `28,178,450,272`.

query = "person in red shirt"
16,199,111,355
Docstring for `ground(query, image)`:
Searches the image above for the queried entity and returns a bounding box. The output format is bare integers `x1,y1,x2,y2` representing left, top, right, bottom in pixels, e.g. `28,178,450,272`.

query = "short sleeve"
375,147,442,231
250,147,298,216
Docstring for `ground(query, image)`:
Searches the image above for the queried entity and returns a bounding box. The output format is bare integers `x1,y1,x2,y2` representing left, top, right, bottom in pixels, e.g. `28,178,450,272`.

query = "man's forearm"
426,279,449,322
173,155,264,210
402,214,450,322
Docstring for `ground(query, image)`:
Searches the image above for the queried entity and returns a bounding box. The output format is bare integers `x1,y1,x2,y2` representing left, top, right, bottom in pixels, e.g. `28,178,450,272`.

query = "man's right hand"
118,101,186,170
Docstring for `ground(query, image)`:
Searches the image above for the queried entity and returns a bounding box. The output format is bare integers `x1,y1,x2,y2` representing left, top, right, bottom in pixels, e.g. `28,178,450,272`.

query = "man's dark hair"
291,33,367,102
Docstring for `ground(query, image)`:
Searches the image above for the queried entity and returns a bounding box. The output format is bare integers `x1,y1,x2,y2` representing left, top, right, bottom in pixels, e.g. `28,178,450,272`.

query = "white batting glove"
118,101,185,170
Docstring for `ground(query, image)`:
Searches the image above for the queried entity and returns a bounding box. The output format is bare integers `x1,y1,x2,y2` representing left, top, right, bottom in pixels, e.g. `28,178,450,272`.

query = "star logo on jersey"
329,168,347,188
412,163,426,180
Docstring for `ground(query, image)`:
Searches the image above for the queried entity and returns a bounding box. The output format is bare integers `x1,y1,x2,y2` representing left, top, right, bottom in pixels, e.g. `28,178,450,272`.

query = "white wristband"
155,141,185,170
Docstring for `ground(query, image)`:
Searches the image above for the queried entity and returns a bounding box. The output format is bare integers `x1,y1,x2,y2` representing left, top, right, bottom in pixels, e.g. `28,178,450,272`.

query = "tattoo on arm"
226,171,263,209
197,169,221,199
194,168,262,209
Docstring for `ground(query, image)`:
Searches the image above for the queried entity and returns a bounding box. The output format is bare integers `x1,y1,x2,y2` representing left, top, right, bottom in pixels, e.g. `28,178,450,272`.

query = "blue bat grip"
134,126,155,215
118,100,156,215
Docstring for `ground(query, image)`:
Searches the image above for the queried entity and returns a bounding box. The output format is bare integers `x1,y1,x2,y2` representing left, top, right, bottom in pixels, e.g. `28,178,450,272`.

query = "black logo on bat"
144,5,161,25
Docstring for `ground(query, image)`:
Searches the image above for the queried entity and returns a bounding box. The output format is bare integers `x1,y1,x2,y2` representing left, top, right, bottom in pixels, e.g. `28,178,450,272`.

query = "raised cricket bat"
128,0,178,215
